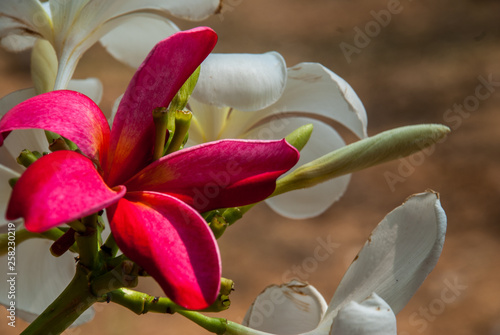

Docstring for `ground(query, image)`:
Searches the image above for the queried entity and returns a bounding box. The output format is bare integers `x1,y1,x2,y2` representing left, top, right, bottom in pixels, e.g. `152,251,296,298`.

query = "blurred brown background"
1,0,500,334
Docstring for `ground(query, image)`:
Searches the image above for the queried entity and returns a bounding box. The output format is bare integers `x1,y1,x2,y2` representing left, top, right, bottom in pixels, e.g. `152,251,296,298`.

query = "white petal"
67,78,104,105
0,0,52,51
326,192,446,320
100,14,179,69
330,293,397,335
243,280,328,334
108,93,123,128
0,165,19,224
259,63,368,139
0,233,94,325
186,98,231,144
50,0,220,88
91,0,222,21
192,52,287,111
242,118,350,219
0,88,37,114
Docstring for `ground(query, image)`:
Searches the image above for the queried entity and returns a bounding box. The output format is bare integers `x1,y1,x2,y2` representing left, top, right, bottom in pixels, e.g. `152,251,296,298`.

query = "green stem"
107,288,181,315
20,265,98,335
0,228,77,256
152,107,170,160
177,310,228,334
76,214,99,269
177,311,271,335
101,232,119,258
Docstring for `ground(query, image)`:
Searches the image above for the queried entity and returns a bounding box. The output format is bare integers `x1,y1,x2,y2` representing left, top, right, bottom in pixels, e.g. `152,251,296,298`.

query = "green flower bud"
275,124,450,195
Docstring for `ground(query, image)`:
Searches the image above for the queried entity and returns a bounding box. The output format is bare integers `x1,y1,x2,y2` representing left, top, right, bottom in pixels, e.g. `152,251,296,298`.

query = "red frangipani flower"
0,28,299,309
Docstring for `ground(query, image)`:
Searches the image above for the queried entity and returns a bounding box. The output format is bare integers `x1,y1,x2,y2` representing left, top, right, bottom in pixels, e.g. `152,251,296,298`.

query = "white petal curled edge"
100,14,180,69
329,293,397,335
192,52,287,112
0,235,94,325
258,62,368,140
324,192,446,324
243,279,328,335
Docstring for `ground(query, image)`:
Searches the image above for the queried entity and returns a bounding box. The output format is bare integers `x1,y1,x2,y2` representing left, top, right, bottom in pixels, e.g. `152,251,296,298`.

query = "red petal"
0,90,110,166
124,139,299,212
7,151,125,233
105,27,218,186
107,191,221,309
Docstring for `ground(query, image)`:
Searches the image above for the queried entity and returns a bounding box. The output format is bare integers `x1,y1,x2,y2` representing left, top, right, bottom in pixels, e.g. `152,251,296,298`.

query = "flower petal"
329,293,397,335
7,150,125,233
0,90,110,165
0,233,94,325
254,63,368,140
185,98,230,144
67,78,104,105
0,88,50,171
0,0,52,51
243,280,328,334
87,0,222,22
107,191,221,309
105,27,217,186
0,164,19,223
124,139,299,213
100,14,180,69
192,52,287,111
242,118,351,219
49,1,220,88
324,192,446,322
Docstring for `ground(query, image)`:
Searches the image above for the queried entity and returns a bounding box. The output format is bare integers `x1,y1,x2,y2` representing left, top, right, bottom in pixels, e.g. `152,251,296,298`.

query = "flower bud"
275,124,450,195
31,39,58,94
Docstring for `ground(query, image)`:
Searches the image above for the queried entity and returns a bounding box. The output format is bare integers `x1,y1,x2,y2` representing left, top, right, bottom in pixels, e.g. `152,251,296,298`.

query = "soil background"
1,0,500,334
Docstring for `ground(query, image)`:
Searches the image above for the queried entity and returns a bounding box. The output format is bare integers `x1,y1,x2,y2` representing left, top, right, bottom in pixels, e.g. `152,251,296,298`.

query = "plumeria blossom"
110,51,368,219
189,54,368,219
0,0,222,90
242,192,446,334
0,28,299,309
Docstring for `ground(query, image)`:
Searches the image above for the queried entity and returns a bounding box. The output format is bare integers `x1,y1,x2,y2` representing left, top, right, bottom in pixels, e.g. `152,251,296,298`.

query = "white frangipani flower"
242,192,447,335
189,53,368,219
0,0,221,89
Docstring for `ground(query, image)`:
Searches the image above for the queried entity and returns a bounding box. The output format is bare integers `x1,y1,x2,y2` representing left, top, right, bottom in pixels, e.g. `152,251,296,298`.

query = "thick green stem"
76,214,100,269
20,265,98,335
